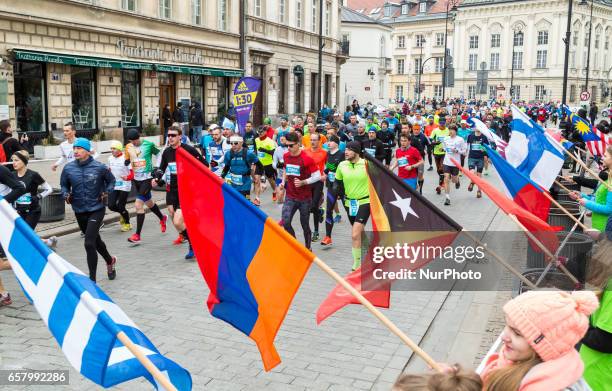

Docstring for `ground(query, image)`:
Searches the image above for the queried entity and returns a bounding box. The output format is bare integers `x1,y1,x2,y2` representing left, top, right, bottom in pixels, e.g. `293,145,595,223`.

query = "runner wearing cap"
441,125,466,205
106,140,133,232
254,126,278,204
362,128,385,162
276,115,292,144
466,125,489,199
458,119,472,170
410,124,430,194
321,135,344,246
221,135,260,201
334,141,370,270
124,129,167,244
199,123,218,161
430,118,450,194
376,120,395,167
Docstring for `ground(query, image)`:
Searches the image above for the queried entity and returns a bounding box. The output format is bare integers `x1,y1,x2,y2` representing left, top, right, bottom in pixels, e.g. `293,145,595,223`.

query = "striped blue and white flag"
0,197,192,390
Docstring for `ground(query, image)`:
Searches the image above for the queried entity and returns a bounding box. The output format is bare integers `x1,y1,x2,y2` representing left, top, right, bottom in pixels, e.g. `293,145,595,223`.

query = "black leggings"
108,190,130,223
434,155,445,185
310,182,324,233
324,187,339,237
17,209,41,230
75,208,112,282
282,198,312,250
427,145,433,166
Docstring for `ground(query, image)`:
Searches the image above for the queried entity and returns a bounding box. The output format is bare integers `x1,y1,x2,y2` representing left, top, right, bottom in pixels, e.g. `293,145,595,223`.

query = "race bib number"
257,151,265,159
16,194,32,205
229,173,243,186
471,144,484,151
365,148,376,156
133,158,146,173
209,147,220,157
349,199,359,217
437,136,445,142
328,172,336,183
398,157,408,167
286,164,301,176
115,180,125,188
168,162,177,174
248,145,255,153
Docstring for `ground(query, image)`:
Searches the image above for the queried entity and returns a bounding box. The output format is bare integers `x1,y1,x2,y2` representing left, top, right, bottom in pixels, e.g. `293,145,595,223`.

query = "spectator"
0,120,27,168
189,101,204,143
162,104,172,141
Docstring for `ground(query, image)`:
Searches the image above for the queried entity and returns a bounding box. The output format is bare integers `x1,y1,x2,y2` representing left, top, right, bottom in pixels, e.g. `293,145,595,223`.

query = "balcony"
379,57,392,73
338,41,350,56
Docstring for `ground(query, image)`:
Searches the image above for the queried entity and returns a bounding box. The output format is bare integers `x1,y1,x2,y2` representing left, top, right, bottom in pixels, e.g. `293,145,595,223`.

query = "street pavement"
1,157,533,390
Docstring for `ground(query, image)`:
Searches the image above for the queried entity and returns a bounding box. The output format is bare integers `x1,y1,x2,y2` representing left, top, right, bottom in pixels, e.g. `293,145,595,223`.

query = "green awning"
14,50,153,70
156,64,243,77
13,50,244,77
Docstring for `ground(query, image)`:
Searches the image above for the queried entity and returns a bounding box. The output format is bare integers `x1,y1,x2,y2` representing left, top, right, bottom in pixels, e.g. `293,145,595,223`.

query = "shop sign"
116,39,205,66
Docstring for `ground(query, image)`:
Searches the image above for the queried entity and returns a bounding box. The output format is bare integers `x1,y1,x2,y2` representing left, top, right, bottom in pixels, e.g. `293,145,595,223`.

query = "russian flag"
176,148,313,371
484,145,551,223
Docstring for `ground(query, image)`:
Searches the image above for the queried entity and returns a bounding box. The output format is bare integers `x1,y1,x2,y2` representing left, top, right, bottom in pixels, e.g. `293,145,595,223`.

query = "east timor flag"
176,148,313,371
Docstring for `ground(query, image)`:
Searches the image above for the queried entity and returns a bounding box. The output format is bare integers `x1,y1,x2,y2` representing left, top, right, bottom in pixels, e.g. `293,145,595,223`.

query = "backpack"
225,147,249,175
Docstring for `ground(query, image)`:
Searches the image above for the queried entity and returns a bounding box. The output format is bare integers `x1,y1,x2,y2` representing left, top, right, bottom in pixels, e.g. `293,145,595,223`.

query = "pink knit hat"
503,290,599,361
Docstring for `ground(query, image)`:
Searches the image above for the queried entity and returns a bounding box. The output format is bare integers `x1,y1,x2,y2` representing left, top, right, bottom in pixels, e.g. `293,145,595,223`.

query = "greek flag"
0,197,192,390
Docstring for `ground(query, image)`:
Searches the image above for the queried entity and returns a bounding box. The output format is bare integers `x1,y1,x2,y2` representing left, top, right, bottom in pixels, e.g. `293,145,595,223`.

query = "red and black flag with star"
316,154,462,324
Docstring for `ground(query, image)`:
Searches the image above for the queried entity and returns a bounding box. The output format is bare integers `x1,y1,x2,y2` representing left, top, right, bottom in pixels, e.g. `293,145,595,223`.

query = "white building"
339,6,392,108
245,0,343,123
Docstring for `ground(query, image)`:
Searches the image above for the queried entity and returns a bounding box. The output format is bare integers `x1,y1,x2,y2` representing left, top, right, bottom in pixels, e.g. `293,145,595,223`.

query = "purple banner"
233,77,261,136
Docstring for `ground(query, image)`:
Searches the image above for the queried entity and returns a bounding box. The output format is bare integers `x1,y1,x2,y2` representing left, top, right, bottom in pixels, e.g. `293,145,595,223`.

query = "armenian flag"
176,148,313,371
316,155,461,323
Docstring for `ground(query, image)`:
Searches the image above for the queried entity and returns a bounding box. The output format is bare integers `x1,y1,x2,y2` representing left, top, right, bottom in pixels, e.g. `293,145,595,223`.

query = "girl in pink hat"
481,290,599,391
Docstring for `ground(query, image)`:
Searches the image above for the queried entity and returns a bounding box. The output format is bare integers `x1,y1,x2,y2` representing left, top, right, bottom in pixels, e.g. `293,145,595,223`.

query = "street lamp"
579,0,594,95
419,56,437,102
442,0,459,102
509,25,523,102
561,0,574,107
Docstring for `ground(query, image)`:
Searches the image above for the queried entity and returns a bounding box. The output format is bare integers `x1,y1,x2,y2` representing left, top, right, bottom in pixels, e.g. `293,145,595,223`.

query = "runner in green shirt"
429,118,451,194
334,141,370,270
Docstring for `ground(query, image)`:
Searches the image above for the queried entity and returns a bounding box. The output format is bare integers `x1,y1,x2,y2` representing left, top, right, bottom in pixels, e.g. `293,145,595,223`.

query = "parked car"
602,101,612,117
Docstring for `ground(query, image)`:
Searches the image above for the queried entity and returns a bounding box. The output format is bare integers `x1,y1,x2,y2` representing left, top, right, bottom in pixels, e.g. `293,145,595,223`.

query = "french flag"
484,145,551,223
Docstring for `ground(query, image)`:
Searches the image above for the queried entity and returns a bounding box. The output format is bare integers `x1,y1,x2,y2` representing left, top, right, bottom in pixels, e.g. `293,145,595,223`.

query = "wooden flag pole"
312,257,442,372
557,144,610,190
542,192,590,232
507,215,580,285
116,331,178,391
554,179,575,194
461,230,538,290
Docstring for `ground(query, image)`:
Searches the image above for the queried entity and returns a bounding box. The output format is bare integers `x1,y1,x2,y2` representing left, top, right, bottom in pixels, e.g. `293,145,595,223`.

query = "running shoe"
121,223,132,232
127,233,141,244
427,166,433,171
119,216,125,225
185,247,195,260
160,214,168,233
47,236,58,249
319,208,325,224
468,183,474,192
312,232,320,242
436,186,441,194
0,293,11,306
252,198,261,206
455,181,460,189
272,192,277,202
334,214,342,224
477,190,482,198
444,198,451,206
107,256,117,280
321,236,333,246
173,234,185,245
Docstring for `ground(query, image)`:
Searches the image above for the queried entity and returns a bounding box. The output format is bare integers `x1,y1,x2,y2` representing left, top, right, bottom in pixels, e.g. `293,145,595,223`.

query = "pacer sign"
233,77,261,136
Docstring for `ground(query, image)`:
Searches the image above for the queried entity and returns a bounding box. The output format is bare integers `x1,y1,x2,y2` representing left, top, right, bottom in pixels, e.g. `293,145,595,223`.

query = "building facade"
0,0,243,141
245,0,343,124
347,0,612,104
339,6,392,108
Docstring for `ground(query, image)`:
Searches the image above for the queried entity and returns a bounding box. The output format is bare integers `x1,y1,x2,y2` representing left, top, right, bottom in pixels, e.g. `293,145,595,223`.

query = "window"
595,34,600,49
419,1,427,13
468,85,476,99
468,54,478,71
537,31,548,45
490,53,500,70
401,4,409,14
605,36,609,50
279,0,286,23
122,0,136,11
415,34,425,47
71,66,96,130
573,32,578,46
121,70,141,128
469,35,479,49
414,58,422,73
435,57,443,73
535,85,546,100
512,51,523,69
219,0,227,30
434,85,442,98
296,0,302,28
379,79,384,99
536,50,547,68
397,35,405,48
395,85,404,101
570,85,577,102
513,31,523,47
489,85,496,98
14,62,46,132
436,33,445,47
584,25,590,46
312,0,317,32
190,75,205,114
192,0,201,24
325,2,331,36
397,59,405,74
255,0,262,17
384,5,392,17
511,85,520,100
570,51,576,68
491,34,500,48
159,0,171,19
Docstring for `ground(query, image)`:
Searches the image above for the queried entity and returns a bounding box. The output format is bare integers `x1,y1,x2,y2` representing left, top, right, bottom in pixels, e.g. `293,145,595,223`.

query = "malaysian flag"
585,126,608,157
564,107,608,156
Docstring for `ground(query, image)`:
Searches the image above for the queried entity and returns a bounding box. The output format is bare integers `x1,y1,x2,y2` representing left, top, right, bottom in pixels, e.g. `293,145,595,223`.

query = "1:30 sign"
233,92,257,107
